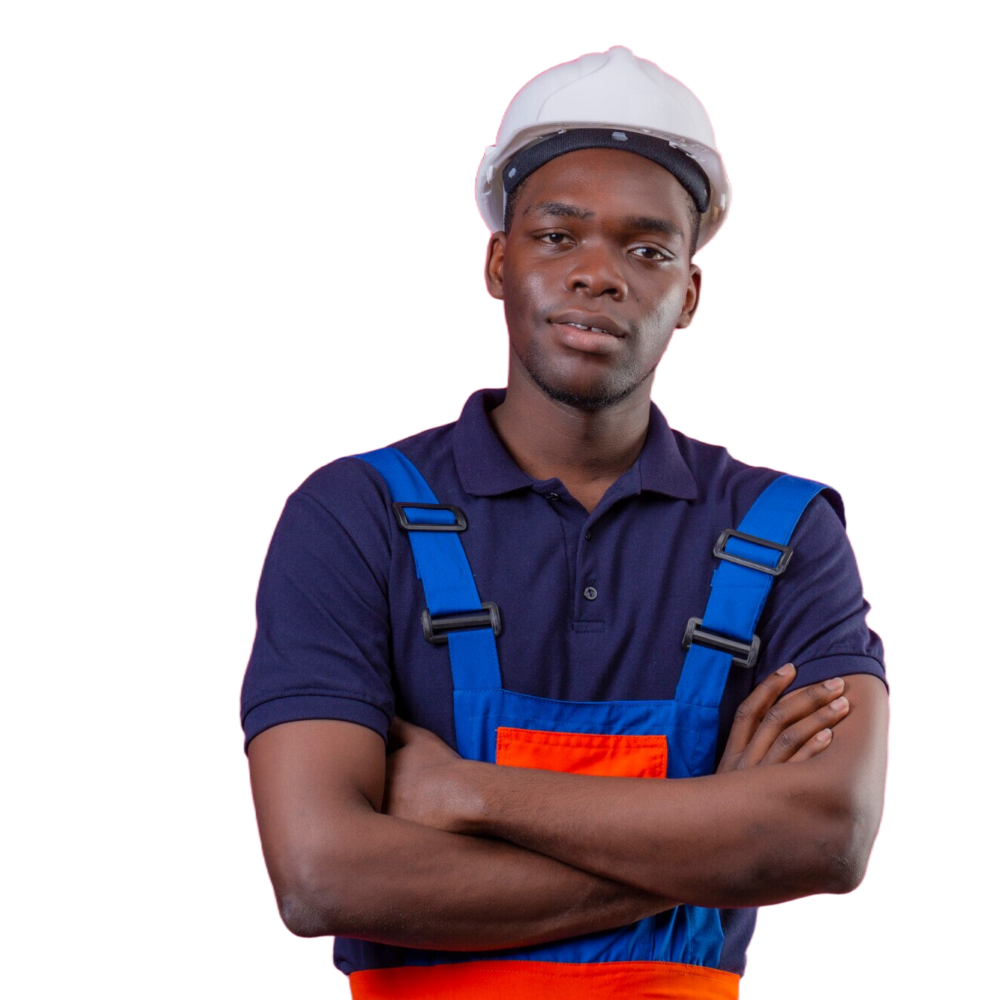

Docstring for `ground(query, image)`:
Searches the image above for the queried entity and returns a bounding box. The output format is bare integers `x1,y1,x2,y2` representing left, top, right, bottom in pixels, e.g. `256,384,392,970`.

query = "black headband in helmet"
502,128,711,214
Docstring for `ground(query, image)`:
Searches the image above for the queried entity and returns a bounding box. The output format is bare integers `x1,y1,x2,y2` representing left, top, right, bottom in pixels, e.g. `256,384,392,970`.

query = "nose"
564,241,627,301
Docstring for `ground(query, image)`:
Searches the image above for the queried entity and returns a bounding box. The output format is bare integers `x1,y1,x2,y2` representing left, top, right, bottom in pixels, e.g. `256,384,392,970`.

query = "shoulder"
667,433,883,684
670,426,847,533
296,414,454,504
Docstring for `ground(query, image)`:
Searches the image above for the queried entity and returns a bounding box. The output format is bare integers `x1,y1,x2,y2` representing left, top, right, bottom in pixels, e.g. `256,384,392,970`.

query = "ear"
485,231,507,300
674,263,702,329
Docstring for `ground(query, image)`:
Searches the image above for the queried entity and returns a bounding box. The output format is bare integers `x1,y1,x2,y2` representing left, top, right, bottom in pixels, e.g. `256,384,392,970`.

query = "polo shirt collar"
454,387,698,501
636,397,700,500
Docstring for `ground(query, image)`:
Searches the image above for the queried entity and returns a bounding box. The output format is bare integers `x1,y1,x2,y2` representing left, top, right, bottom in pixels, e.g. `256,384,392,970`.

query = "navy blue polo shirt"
241,386,886,978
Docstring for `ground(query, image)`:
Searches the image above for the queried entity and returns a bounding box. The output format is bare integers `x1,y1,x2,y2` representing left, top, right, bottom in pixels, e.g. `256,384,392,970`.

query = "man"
241,46,888,998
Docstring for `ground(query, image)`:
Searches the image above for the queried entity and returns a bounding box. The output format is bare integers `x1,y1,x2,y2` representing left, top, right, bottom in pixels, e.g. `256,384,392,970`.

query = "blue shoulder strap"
358,448,826,707
353,446,502,691
674,474,829,708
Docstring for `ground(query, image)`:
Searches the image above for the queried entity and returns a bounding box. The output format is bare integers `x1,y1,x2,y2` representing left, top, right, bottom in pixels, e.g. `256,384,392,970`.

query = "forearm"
457,759,867,906
280,803,678,949
448,674,887,907
250,719,677,950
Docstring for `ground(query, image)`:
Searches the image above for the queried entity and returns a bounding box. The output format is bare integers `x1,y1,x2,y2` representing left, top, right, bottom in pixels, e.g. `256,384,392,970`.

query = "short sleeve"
240,461,396,753
752,489,887,694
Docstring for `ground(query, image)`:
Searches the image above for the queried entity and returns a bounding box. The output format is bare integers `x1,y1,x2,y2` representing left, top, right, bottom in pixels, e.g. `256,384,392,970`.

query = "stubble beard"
514,330,657,412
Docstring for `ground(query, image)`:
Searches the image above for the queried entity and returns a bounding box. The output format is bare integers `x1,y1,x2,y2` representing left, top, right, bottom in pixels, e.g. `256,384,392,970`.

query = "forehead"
513,147,693,223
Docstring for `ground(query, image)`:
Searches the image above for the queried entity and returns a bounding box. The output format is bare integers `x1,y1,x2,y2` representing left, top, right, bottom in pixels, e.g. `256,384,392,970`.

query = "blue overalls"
349,446,828,1000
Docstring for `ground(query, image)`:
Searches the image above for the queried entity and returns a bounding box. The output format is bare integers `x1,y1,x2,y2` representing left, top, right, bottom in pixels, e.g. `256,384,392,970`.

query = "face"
485,147,701,411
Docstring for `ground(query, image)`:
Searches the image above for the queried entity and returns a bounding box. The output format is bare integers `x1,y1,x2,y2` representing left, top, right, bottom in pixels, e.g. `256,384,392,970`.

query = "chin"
534,373,640,411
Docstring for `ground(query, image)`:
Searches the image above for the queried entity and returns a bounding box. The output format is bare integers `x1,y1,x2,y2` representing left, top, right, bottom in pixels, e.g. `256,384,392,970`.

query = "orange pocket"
496,727,667,778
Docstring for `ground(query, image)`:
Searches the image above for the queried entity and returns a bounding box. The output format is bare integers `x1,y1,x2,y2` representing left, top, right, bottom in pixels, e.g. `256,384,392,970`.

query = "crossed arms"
247,665,888,951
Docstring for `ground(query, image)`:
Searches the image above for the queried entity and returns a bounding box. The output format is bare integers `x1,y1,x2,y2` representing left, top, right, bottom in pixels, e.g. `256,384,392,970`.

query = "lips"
548,311,626,338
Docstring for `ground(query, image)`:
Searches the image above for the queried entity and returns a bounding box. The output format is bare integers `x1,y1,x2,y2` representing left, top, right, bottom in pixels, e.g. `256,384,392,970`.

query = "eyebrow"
524,202,684,241
524,201,595,221
621,215,685,241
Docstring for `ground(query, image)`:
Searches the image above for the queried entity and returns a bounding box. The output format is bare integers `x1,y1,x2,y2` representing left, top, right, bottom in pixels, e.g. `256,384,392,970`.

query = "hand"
716,664,850,774
382,717,473,833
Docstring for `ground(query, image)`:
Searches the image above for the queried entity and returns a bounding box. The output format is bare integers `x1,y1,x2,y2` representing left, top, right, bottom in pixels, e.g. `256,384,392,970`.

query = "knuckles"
762,706,786,727
775,728,801,752
805,683,831,703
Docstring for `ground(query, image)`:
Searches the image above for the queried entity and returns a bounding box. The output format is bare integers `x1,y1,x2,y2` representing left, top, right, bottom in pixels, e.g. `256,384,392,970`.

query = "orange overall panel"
495,726,668,778
350,959,739,999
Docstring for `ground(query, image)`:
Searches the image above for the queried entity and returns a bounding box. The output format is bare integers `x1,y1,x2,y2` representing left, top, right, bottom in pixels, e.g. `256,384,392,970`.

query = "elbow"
275,867,358,938
278,888,338,938
820,842,870,895
269,845,357,938
266,808,388,938
814,805,880,896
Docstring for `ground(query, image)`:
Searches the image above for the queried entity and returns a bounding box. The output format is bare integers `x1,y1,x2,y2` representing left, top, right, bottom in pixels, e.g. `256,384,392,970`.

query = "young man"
241,47,888,998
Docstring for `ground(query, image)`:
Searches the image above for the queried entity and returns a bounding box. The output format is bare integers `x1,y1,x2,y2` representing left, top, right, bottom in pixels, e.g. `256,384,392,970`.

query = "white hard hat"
476,46,730,251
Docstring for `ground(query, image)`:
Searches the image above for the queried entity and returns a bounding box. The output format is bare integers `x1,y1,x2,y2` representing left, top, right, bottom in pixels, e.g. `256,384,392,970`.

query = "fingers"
757,692,850,765
787,726,835,763
716,663,798,772
742,677,849,767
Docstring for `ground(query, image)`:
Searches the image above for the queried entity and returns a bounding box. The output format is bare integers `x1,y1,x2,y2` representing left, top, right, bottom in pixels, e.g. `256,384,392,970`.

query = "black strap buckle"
683,617,760,670
714,529,793,576
393,501,468,532
422,602,502,644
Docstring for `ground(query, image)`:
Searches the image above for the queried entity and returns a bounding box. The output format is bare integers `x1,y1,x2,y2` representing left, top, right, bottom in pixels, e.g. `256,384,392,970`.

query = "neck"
488,363,652,496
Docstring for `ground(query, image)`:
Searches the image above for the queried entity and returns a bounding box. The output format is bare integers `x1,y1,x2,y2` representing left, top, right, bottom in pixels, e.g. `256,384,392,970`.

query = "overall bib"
350,446,828,1000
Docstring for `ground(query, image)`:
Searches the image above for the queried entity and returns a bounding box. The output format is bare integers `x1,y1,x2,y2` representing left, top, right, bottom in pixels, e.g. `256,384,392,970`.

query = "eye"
631,246,671,262
538,232,571,245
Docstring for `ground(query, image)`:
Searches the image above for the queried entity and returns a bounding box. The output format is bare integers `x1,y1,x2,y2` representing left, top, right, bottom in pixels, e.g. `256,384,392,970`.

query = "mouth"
547,312,626,338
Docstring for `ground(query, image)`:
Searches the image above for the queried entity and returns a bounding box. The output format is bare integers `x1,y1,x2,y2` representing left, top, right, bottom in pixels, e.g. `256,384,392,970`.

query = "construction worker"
241,46,888,998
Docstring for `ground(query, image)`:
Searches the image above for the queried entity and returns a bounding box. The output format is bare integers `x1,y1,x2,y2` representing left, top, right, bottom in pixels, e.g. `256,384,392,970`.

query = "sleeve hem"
783,653,888,695
242,694,392,754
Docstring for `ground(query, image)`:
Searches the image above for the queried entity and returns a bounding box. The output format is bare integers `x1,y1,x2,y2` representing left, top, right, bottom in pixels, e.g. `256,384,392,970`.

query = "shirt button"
584,529,592,540
545,492,560,501
583,586,598,601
